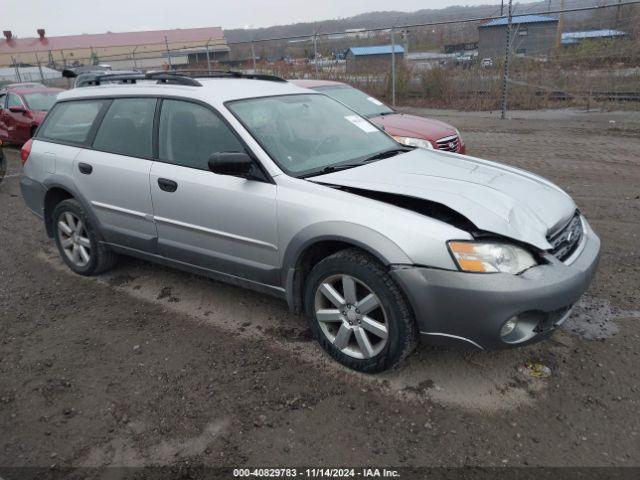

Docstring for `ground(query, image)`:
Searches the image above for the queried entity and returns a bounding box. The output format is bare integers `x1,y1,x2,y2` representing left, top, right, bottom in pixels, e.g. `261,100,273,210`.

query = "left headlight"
447,241,537,274
393,136,434,149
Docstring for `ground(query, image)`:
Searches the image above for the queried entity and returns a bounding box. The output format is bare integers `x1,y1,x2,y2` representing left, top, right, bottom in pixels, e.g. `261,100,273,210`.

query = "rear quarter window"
38,100,107,145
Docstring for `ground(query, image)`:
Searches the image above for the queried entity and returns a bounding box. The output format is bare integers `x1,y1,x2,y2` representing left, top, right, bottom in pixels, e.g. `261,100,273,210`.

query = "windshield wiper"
319,164,363,174
300,163,363,178
363,148,411,162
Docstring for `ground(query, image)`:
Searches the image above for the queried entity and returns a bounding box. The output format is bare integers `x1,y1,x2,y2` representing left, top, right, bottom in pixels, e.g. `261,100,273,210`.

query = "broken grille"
548,213,583,262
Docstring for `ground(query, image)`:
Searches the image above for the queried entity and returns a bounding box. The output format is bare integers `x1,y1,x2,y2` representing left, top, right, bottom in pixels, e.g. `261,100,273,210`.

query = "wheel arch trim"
281,221,413,313
42,177,103,240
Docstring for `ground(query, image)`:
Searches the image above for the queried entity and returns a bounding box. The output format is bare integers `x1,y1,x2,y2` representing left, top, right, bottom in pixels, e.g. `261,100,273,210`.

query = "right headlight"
447,241,537,274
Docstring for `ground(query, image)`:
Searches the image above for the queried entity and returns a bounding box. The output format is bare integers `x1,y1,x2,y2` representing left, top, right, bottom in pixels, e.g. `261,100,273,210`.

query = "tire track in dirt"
38,249,558,412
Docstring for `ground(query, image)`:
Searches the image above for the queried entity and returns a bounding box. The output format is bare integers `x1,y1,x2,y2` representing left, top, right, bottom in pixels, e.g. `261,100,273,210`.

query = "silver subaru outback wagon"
20,72,600,372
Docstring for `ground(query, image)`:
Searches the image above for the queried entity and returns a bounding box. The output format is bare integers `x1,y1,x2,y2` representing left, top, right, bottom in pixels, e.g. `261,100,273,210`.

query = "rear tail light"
21,139,33,165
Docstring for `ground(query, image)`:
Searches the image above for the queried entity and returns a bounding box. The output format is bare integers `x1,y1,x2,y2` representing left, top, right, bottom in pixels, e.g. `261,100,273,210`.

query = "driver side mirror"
208,152,255,178
9,106,25,113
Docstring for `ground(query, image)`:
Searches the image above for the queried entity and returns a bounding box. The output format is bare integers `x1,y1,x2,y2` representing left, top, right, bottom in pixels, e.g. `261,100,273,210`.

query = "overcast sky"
4,0,503,37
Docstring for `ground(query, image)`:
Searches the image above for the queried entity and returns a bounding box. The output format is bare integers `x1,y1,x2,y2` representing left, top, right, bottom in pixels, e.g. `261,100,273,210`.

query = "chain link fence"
3,0,639,113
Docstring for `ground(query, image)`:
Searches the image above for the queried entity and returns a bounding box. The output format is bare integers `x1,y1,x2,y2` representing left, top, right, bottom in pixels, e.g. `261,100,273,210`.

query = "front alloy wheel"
304,248,418,373
314,274,388,359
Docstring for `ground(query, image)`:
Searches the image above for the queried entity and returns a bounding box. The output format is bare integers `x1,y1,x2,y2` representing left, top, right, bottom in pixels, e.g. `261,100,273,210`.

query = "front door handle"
158,178,178,192
78,162,93,175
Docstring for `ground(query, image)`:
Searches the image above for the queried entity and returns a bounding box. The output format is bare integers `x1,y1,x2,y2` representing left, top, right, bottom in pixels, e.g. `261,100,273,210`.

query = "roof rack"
159,69,287,83
76,71,201,87
74,70,287,88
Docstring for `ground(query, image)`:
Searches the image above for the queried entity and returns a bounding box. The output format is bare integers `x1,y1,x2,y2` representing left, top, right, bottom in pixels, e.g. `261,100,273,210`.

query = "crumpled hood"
311,149,576,250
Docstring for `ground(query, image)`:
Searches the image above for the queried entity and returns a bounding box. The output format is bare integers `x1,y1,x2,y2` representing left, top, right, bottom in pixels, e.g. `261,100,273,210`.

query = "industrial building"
0,27,229,69
561,29,627,46
478,14,558,61
345,45,404,74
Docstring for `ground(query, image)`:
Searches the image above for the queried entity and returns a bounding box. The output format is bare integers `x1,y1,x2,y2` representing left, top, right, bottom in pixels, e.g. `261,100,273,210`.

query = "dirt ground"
0,107,639,473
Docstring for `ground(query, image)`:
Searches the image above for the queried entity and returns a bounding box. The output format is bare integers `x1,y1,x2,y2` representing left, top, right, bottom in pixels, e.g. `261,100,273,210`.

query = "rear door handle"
78,162,92,175
158,178,178,192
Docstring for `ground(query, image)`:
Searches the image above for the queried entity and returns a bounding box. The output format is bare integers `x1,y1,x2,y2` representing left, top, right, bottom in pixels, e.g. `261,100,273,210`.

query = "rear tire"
304,248,418,373
52,199,117,276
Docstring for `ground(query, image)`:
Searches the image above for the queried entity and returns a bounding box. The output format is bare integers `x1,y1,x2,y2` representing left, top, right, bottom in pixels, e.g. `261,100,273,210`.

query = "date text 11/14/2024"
233,468,401,478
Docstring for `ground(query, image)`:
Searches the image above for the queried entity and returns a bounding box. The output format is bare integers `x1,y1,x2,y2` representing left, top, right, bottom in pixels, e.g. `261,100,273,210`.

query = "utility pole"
402,28,410,57
35,53,44,82
11,57,22,83
131,46,138,69
250,41,257,72
205,38,212,73
548,0,552,13
615,0,623,28
391,26,396,108
164,35,172,69
313,24,319,78
556,0,565,49
501,0,504,16
500,0,513,120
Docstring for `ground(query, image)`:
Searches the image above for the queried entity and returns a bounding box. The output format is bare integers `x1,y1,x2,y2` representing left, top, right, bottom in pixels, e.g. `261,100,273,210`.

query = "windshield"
22,92,59,111
227,94,398,177
313,85,394,118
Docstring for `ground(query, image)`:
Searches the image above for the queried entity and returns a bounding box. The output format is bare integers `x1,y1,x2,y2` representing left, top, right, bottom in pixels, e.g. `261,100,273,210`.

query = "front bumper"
390,218,601,350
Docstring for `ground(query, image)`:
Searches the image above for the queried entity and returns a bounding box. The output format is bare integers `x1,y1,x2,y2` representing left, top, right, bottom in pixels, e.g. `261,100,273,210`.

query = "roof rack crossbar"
75,69,286,87
144,72,202,86
80,73,146,86
160,69,287,83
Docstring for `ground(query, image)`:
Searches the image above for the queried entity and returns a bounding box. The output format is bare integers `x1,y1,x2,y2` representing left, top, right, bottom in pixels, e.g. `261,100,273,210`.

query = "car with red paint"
292,79,465,154
0,85,63,145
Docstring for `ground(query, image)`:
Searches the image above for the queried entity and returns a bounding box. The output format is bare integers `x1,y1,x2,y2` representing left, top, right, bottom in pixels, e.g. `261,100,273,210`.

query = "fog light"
500,317,518,338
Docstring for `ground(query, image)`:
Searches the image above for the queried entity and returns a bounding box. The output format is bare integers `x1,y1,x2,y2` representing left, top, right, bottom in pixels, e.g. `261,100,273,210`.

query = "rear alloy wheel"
52,199,117,276
305,248,418,372
57,211,92,268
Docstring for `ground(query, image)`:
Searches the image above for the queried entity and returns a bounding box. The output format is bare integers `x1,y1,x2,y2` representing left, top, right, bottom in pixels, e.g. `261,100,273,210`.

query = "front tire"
52,199,117,276
304,248,418,373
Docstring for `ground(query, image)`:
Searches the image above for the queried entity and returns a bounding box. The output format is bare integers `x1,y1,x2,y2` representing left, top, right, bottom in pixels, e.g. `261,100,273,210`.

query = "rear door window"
93,98,156,158
158,99,244,170
39,100,107,144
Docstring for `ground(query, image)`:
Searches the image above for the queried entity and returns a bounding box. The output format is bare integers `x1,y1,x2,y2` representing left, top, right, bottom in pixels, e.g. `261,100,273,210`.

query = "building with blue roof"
346,44,405,73
478,14,559,61
561,29,627,46
479,14,559,28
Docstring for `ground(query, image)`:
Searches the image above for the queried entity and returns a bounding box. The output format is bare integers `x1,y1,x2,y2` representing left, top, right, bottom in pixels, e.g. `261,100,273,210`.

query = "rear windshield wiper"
363,148,411,162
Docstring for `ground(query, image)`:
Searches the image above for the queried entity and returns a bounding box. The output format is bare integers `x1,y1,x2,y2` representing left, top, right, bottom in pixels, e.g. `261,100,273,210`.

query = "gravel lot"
1,107,639,470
